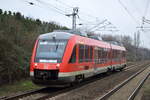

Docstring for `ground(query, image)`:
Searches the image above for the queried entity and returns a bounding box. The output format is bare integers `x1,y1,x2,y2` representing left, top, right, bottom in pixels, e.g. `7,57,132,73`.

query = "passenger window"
79,44,84,62
90,46,93,61
69,45,76,63
94,47,99,63
85,45,89,62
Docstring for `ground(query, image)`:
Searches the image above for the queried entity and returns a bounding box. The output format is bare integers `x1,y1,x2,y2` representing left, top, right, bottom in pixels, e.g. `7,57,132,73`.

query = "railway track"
0,87,47,100
124,64,142,71
0,86,70,100
0,62,147,100
97,64,150,100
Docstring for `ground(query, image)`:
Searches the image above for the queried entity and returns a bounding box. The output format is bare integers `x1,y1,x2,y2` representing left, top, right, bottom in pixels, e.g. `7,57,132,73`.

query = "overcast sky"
0,0,150,48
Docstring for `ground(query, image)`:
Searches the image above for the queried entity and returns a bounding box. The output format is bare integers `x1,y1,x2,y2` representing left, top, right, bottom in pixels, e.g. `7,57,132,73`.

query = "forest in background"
0,9,68,85
101,34,150,61
0,9,150,85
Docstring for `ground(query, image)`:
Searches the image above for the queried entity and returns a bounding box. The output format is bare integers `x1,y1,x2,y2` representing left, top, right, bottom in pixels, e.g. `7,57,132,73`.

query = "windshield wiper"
55,44,58,51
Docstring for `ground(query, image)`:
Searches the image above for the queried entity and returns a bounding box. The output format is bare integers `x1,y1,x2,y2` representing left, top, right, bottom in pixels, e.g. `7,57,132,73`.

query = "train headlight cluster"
34,63,37,66
34,63,38,68
56,64,60,68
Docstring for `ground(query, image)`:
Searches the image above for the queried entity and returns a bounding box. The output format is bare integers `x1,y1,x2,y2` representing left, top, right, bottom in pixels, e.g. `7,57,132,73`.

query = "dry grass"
0,79,42,97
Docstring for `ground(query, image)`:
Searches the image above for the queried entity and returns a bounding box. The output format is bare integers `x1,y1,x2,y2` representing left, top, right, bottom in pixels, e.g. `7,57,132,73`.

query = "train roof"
38,32,74,40
38,31,126,51
111,44,126,51
72,35,126,51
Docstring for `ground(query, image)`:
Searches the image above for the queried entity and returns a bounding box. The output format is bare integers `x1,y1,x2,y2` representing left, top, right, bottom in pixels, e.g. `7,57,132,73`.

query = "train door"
94,47,98,74
119,51,122,65
110,44,113,70
109,44,113,67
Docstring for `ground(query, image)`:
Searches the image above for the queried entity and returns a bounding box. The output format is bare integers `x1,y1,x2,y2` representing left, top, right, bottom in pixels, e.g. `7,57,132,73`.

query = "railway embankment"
46,61,149,100
141,77,150,100
0,80,42,97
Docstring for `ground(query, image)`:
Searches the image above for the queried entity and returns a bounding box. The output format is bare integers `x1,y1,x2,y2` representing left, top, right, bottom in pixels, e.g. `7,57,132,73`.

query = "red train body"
30,31,126,85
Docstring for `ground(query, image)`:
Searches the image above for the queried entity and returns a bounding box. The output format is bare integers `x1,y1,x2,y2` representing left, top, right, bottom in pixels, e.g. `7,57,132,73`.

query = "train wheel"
119,68,123,71
76,74,84,82
70,74,84,86
70,82,76,87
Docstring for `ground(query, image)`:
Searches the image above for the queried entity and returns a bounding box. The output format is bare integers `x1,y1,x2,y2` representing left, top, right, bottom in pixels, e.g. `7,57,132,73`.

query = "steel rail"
97,64,150,100
2,87,47,100
128,72,150,100
124,62,146,71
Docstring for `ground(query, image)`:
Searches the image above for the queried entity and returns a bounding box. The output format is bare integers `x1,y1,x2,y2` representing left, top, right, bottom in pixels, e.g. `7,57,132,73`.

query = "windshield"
35,39,67,63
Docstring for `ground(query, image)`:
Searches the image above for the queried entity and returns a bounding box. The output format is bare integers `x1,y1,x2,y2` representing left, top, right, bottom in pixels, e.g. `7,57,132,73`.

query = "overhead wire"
94,22,118,32
53,0,94,24
144,0,150,17
94,23,111,31
130,0,143,17
118,0,139,24
78,17,99,25
49,0,113,30
34,0,94,25
22,0,67,16
35,0,67,15
139,0,150,32
54,0,104,26
55,0,73,9
48,0,73,14
54,0,98,19
22,0,118,31
88,19,107,31
142,0,150,26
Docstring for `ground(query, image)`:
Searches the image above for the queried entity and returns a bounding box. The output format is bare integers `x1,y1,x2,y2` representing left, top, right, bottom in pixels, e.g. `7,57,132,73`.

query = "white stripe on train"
30,63,126,78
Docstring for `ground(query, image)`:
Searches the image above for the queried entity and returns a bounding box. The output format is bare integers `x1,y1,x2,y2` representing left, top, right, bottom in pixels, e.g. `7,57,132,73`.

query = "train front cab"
30,36,75,85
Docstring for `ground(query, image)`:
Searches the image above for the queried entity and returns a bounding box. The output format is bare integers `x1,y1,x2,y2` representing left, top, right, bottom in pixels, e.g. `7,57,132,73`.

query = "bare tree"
134,31,140,61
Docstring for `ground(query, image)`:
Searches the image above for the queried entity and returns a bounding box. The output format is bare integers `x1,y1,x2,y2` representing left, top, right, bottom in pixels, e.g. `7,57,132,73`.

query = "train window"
94,47,99,63
98,48,101,63
113,50,116,59
123,51,126,58
116,50,119,61
111,50,114,61
118,50,120,59
119,51,122,58
79,45,94,62
112,50,116,58
88,46,92,62
85,45,89,62
112,50,121,61
120,51,123,58
118,50,121,61
79,44,84,62
90,46,93,61
88,46,90,62
115,50,117,58
102,48,105,58
69,45,76,63
35,39,67,63
107,49,111,61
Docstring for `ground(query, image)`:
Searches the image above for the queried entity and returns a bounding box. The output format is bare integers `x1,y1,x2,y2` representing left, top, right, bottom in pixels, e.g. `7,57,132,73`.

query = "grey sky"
0,0,150,48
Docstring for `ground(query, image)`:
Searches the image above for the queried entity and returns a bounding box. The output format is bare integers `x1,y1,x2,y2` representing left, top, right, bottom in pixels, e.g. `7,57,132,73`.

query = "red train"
30,30,126,85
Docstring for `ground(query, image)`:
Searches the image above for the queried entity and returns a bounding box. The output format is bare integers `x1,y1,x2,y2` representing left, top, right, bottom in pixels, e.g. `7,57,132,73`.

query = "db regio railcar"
30,31,126,85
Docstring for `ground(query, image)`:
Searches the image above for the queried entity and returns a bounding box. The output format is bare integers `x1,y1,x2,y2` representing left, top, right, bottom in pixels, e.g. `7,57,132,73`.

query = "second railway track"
97,64,150,100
